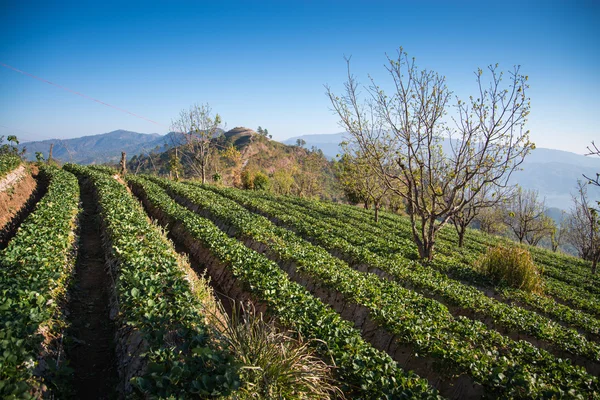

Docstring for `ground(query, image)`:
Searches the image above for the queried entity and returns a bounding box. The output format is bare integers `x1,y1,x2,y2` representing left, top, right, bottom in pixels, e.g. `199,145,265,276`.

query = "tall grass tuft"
214,302,342,400
476,245,544,294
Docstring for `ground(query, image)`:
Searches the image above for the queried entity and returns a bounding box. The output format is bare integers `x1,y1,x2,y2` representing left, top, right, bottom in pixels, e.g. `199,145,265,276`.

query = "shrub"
252,172,270,191
476,245,544,294
241,169,254,190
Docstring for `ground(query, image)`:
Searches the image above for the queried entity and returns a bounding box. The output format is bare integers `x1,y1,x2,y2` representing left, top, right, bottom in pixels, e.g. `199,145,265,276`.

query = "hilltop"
129,127,341,200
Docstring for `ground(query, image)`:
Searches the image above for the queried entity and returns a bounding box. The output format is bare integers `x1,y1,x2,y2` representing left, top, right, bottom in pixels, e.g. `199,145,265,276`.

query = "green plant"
64,164,240,398
214,302,341,400
241,169,254,190
129,175,439,399
252,172,269,191
477,245,544,293
0,165,79,398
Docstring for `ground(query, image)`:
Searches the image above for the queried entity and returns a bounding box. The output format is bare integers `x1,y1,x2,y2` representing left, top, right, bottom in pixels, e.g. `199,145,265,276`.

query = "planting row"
153,177,598,398
245,188,600,341
0,166,79,398
364,196,600,295
204,184,600,366
261,189,600,323
64,165,239,398
127,175,439,399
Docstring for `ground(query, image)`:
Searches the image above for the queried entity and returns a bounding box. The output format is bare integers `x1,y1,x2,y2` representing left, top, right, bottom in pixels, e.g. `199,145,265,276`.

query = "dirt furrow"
65,183,117,399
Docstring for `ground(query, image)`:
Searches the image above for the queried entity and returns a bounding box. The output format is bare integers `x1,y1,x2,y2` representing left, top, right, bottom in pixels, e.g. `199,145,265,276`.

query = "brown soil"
66,184,117,399
0,165,41,249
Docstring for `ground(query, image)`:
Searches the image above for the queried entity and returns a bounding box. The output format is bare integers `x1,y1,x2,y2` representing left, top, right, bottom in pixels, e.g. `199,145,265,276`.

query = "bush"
476,245,544,294
252,172,270,191
241,169,254,190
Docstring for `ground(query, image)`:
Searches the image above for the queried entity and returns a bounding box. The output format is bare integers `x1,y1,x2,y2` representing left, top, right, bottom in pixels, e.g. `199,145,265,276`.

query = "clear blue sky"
0,0,598,153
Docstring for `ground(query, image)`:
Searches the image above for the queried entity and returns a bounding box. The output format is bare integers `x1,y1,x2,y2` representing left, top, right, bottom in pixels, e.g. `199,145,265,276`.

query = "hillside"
129,127,342,200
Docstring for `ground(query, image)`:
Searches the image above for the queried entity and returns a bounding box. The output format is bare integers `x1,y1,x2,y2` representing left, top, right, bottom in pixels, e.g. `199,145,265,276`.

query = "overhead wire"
0,62,168,128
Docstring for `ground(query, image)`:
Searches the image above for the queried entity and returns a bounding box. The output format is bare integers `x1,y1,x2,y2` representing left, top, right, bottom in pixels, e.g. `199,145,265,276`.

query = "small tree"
168,148,183,181
566,181,600,274
271,169,295,195
327,49,532,260
449,181,513,247
550,211,568,252
296,139,306,148
253,172,270,191
221,144,243,187
476,205,507,236
524,214,555,247
0,135,25,158
171,103,223,183
336,143,389,222
503,188,549,244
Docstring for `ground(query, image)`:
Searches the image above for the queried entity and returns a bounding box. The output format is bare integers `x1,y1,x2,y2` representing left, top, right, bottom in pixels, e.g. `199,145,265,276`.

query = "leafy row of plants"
64,164,239,398
433,235,600,307
364,196,600,298
128,175,439,399
260,189,600,328
252,188,600,339
87,165,118,175
159,178,599,398
206,185,600,362
0,165,79,398
0,154,21,180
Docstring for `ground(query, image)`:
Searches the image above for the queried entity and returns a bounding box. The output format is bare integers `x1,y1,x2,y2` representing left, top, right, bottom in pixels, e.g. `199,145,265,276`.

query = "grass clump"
476,245,544,294
215,302,342,400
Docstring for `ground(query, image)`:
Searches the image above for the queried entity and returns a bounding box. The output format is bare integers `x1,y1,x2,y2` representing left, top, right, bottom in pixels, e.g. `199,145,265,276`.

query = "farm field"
1,161,599,399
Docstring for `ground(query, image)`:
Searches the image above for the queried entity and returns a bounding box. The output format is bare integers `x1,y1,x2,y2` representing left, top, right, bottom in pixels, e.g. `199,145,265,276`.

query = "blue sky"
0,0,598,153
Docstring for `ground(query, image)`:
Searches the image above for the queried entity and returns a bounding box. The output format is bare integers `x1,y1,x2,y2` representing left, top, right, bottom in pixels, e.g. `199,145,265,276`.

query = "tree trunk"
120,152,127,176
593,258,598,275
201,163,206,184
48,143,54,164
458,225,465,248
374,202,379,223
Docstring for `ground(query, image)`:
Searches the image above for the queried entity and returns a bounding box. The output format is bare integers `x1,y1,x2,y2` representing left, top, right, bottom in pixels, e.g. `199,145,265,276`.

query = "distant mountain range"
19,130,171,165
284,133,600,210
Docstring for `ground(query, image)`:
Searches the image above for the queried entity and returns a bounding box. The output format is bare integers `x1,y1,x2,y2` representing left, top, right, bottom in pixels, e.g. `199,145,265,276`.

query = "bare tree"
476,204,507,236
503,187,549,244
171,103,223,183
566,181,600,274
326,49,532,260
550,211,568,252
450,182,513,247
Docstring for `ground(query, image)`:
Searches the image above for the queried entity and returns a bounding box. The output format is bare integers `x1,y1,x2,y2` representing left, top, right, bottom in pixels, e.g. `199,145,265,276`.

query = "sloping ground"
0,165,41,248
142,177,598,398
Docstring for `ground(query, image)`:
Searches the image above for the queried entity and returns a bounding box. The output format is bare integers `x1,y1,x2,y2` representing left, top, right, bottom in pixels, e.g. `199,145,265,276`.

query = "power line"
0,62,167,128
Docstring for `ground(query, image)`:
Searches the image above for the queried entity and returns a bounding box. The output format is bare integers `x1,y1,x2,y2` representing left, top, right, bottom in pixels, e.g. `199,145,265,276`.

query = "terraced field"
1,161,599,399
